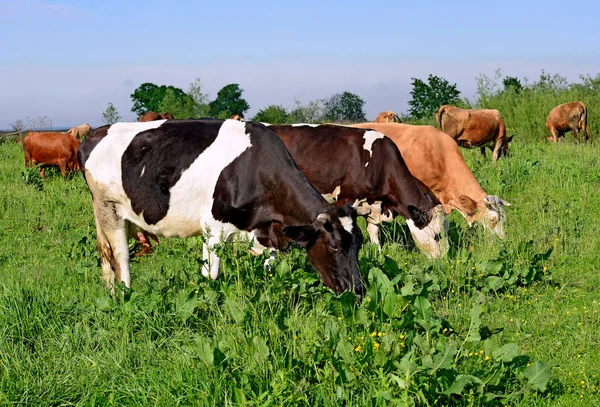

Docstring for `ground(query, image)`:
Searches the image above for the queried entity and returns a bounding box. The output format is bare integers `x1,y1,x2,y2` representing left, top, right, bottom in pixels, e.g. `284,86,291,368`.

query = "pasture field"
1,135,600,406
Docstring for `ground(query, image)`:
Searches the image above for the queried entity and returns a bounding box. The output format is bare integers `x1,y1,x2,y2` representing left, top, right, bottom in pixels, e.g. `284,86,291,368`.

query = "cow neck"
272,173,330,228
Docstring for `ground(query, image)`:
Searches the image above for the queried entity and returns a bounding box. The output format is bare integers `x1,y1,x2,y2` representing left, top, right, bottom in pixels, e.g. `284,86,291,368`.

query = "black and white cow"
77,119,366,297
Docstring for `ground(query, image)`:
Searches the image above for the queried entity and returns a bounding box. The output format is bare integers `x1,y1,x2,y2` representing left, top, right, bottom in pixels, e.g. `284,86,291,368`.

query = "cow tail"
580,103,590,141
435,106,445,129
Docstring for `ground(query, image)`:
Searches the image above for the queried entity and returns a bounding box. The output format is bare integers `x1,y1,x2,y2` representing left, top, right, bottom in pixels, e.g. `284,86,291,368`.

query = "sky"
1,0,599,129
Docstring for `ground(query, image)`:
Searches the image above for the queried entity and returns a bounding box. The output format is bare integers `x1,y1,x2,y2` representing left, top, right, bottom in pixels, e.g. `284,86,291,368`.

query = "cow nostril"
434,232,441,242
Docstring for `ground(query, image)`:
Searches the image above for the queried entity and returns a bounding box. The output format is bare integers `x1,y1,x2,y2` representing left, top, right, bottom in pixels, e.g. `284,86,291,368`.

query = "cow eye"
329,244,339,252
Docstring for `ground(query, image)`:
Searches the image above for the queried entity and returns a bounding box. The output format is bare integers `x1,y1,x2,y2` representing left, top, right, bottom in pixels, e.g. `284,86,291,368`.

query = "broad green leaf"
252,336,270,362
444,374,484,395
335,337,355,364
466,302,482,342
175,290,200,322
383,290,397,317
414,296,433,323
389,373,408,390
196,336,214,366
524,360,552,392
398,350,414,375
492,343,519,363
225,298,245,324
485,276,505,291
431,342,457,372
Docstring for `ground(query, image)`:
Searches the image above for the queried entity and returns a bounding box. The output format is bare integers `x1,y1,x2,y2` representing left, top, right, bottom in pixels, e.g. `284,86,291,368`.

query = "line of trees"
97,70,600,137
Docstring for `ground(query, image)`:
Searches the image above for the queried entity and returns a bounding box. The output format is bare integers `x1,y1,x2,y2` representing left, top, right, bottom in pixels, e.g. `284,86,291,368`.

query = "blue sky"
1,0,599,128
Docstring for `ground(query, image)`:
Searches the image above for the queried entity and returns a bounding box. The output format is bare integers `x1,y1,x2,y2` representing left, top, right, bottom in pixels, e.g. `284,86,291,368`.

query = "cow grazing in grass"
546,101,589,143
139,111,174,122
350,123,511,238
375,111,401,123
78,119,366,297
436,105,512,164
66,123,92,140
22,131,80,178
267,124,448,258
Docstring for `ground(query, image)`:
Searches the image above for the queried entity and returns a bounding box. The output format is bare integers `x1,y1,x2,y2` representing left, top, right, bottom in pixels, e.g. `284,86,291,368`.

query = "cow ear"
282,225,317,246
458,195,478,215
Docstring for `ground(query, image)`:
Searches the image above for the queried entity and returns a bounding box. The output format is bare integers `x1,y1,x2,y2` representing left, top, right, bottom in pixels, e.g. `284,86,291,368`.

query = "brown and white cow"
545,101,589,143
267,124,448,258
349,123,511,238
139,111,174,121
78,119,367,298
375,111,400,123
436,105,512,164
230,115,245,121
22,131,80,178
66,123,92,140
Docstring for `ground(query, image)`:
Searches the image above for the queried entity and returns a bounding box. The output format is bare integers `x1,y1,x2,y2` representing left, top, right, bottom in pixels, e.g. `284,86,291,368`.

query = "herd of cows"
17,100,591,298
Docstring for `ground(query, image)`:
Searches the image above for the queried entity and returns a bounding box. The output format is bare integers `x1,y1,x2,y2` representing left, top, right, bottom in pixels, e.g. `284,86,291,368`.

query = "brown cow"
349,123,511,238
230,114,245,122
139,111,174,121
545,101,589,143
374,111,400,123
66,123,92,140
436,105,512,164
23,132,80,178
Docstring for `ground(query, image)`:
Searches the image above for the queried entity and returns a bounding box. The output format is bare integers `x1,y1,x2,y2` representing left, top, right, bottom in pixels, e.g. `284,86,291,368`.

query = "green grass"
1,135,600,406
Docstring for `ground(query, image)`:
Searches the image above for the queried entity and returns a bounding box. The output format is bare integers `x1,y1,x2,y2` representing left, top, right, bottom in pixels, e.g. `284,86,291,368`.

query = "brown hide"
22,132,80,178
139,111,174,121
436,105,511,164
230,115,245,121
348,123,488,219
66,123,92,140
374,111,400,123
545,101,589,142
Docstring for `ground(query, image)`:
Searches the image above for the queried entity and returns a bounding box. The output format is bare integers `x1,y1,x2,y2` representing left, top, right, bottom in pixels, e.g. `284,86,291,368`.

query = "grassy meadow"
2,109,600,403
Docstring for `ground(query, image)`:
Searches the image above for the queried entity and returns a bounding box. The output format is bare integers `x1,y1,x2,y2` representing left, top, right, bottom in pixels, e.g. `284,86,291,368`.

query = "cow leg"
39,166,46,179
366,221,381,250
548,127,558,143
93,202,130,290
133,231,153,257
201,238,221,280
480,147,487,158
492,140,502,164
58,159,68,178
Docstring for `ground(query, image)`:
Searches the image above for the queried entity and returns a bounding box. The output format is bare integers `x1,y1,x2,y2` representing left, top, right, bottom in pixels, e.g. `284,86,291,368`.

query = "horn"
499,199,511,206
356,206,371,216
317,213,331,224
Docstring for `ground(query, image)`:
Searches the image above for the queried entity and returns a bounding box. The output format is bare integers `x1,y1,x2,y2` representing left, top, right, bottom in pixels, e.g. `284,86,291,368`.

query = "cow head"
481,195,511,238
282,204,365,299
406,204,449,258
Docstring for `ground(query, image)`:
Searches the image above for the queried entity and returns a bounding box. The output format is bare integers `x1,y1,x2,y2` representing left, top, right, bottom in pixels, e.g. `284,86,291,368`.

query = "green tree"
130,83,187,118
187,78,210,118
101,102,121,125
208,84,250,119
288,98,327,123
408,74,461,119
252,105,290,123
158,78,211,119
503,76,523,93
324,91,366,123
